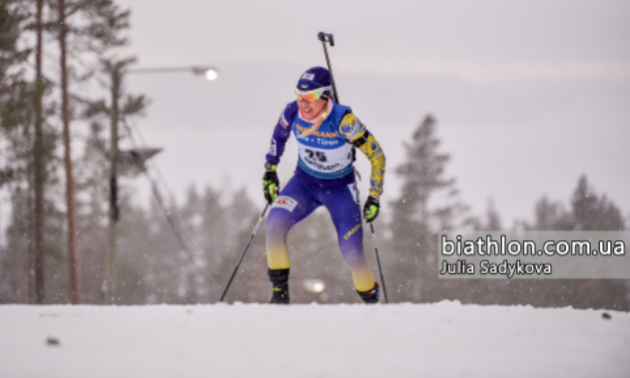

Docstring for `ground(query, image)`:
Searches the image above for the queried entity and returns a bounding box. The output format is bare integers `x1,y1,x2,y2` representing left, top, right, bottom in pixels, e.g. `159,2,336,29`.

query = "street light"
192,67,219,80
126,66,220,81
105,63,217,304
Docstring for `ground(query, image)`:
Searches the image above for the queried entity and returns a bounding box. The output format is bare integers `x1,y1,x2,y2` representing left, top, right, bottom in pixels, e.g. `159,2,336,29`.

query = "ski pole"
317,32,339,103
219,203,270,302
369,223,389,303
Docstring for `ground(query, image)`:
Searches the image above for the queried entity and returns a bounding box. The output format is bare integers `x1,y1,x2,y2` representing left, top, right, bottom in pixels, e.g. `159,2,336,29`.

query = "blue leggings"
265,174,375,291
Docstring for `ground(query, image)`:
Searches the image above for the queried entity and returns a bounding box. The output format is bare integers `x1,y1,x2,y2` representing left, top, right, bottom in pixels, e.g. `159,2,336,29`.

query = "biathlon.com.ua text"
438,234,628,279
441,235,626,257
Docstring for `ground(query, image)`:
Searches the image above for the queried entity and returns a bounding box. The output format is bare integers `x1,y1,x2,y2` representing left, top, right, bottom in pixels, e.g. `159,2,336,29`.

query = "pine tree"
387,115,468,302
571,175,625,231
1,0,147,304
529,196,571,231
0,2,31,303
0,0,59,304
484,199,502,231
568,176,627,309
508,176,629,310
56,0,145,304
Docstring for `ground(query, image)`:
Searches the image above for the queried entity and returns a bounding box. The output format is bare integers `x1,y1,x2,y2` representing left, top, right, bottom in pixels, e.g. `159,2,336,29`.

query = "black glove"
262,169,279,204
363,196,380,222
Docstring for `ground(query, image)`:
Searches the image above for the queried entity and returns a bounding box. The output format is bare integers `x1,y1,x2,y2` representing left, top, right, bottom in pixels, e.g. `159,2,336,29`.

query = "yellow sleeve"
339,113,386,199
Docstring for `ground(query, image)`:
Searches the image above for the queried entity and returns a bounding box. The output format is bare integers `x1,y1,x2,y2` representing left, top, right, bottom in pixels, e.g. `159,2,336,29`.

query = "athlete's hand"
263,167,279,204
363,196,380,222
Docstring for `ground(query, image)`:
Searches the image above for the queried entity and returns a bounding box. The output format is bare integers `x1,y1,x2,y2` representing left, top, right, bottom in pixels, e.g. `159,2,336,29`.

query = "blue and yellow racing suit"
265,100,385,292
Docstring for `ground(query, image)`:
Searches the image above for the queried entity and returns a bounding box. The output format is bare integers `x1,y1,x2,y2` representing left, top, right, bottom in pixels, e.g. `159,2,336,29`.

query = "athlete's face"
297,96,327,117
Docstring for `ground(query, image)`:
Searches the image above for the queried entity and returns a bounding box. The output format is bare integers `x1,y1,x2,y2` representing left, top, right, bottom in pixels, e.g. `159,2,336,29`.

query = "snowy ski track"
1,301,629,378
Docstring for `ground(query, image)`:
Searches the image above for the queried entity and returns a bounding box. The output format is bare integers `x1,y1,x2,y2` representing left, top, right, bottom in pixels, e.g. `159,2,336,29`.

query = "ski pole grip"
317,32,335,46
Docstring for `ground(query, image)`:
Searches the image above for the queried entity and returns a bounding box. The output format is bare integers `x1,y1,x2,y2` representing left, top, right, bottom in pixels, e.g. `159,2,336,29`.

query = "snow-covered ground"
1,302,629,378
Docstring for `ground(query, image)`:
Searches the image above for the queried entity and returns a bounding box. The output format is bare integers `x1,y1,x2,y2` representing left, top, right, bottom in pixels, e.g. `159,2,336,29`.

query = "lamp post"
128,66,219,80
105,65,218,304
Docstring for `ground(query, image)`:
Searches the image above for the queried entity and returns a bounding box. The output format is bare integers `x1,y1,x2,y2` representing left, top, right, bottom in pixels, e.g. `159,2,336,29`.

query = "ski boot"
357,282,380,304
269,268,290,304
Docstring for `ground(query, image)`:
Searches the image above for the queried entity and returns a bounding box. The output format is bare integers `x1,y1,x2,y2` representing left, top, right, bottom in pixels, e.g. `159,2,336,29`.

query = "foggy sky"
114,0,630,225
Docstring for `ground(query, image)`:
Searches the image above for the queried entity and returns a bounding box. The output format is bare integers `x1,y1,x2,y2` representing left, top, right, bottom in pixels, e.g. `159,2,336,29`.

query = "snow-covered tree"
386,115,469,302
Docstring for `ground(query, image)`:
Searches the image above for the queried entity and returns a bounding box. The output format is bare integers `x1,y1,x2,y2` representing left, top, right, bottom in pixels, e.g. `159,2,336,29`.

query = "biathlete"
263,67,386,304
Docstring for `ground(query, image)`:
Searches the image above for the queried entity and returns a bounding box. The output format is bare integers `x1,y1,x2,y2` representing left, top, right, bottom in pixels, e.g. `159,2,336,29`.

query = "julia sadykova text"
439,259,552,279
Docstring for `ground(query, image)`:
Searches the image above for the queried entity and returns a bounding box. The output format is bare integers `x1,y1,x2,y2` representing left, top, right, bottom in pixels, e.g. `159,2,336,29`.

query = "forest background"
1,0,628,309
